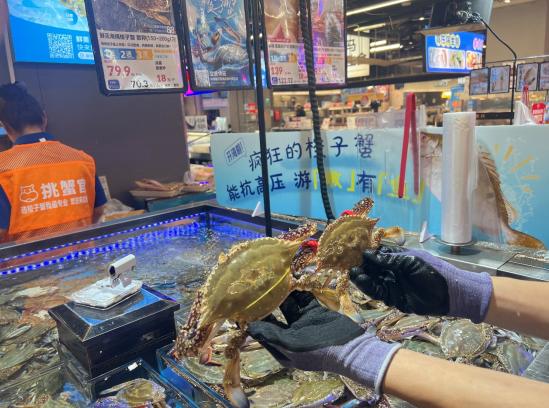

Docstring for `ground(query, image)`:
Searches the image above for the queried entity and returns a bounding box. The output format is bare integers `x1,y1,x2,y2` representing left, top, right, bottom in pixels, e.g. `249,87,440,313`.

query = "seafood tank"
0,204,548,407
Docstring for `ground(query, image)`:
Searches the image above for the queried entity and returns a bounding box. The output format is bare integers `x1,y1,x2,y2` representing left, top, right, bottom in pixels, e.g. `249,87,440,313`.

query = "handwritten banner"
212,129,426,232
212,125,549,248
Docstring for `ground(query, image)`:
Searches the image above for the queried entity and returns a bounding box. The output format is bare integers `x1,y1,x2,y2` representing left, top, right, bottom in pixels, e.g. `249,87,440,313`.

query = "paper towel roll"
441,112,477,245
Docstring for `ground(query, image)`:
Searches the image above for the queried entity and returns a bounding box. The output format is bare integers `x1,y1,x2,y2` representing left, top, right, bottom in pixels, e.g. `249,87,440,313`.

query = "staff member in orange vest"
0,82,107,242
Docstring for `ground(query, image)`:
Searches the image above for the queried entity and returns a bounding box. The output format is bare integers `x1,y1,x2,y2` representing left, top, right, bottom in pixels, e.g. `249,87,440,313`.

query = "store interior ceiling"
344,0,530,83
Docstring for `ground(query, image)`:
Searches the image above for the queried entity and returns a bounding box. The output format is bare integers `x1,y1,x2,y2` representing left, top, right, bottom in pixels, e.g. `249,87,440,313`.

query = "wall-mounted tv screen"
425,31,485,74
7,0,94,64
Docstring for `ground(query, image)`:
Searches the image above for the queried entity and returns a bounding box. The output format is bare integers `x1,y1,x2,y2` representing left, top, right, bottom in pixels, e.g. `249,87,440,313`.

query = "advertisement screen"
263,0,346,88
86,0,185,95
7,0,94,65
470,68,489,95
182,0,253,91
516,63,539,92
425,31,486,74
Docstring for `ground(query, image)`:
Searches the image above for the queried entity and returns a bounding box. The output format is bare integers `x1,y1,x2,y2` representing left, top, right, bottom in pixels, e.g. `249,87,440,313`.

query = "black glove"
248,292,364,359
350,247,493,323
350,247,450,316
247,292,401,396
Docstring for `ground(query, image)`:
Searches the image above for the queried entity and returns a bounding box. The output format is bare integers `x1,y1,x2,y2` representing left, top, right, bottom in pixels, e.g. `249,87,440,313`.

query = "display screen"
516,63,539,92
86,0,185,95
425,31,486,74
263,0,346,88
489,65,510,94
182,0,253,91
539,62,549,91
7,0,94,64
470,68,489,95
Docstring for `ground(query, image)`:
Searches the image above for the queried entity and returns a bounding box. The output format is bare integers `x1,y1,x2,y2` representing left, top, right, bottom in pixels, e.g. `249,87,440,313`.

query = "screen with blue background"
425,31,486,74
7,0,94,65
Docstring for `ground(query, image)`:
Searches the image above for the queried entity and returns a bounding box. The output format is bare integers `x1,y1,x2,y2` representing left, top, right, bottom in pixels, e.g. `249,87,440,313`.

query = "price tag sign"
85,0,185,95
263,0,346,89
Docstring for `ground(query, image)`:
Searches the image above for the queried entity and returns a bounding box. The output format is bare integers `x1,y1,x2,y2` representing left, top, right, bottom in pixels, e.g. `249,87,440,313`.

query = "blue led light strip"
0,213,208,274
0,212,266,277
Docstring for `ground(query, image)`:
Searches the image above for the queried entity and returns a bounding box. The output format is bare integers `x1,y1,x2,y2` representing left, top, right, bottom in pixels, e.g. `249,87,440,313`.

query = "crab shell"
200,240,308,327
316,213,381,271
174,223,317,358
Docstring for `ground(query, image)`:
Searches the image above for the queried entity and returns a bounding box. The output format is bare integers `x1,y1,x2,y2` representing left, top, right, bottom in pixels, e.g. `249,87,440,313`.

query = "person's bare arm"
484,277,549,339
93,205,105,223
384,349,549,408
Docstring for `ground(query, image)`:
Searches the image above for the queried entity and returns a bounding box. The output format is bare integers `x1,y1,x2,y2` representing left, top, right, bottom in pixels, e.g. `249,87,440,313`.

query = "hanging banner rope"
398,93,419,198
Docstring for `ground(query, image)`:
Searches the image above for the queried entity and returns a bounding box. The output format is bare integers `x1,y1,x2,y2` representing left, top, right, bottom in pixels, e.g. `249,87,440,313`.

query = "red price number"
270,66,283,75
157,74,169,83
106,65,132,77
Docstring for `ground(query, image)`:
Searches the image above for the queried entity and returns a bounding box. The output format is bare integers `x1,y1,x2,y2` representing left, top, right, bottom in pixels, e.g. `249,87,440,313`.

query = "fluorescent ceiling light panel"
354,23,387,32
347,0,410,16
370,40,388,47
370,43,402,52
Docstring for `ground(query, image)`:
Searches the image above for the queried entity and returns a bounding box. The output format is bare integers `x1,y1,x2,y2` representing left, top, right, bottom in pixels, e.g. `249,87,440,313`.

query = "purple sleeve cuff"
447,270,493,323
327,333,401,397
406,249,494,323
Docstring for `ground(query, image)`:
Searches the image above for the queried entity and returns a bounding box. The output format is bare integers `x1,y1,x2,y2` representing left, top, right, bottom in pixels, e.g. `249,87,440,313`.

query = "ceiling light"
504,0,511,3
354,23,387,32
347,0,411,16
419,16,425,21
370,40,388,47
370,43,402,53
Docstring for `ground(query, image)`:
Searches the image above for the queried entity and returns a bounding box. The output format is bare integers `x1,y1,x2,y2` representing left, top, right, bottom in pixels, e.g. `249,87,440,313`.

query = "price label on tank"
86,0,184,94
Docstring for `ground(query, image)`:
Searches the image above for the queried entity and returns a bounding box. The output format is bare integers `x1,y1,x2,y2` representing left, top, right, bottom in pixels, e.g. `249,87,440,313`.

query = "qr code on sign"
195,70,210,87
47,33,74,59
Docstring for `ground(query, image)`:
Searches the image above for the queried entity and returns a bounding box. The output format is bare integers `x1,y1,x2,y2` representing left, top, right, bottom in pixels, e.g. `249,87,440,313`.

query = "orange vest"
0,141,96,240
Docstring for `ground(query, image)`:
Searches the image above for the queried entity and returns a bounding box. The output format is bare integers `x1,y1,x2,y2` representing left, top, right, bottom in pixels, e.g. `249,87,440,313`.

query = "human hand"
247,292,400,396
350,247,493,323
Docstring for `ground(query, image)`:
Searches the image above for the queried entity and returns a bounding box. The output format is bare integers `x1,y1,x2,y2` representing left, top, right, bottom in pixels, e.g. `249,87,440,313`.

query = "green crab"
173,198,403,408
293,198,405,322
173,222,318,408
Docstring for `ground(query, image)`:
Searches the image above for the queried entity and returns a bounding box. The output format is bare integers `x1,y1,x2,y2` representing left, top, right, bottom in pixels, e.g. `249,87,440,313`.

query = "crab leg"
376,226,406,246
292,275,363,324
223,326,250,408
335,273,364,324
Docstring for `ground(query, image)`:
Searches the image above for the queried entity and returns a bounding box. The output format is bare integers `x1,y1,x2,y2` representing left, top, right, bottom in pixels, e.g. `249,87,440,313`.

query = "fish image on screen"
183,0,253,90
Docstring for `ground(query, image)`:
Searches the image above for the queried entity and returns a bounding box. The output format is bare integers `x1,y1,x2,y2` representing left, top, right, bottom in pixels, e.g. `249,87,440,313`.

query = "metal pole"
251,0,273,237
510,59,517,125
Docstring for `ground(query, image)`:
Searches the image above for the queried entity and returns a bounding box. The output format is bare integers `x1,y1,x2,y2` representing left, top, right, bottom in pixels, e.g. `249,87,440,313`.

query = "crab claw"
224,338,250,408
199,346,219,365
226,384,250,408
339,293,364,325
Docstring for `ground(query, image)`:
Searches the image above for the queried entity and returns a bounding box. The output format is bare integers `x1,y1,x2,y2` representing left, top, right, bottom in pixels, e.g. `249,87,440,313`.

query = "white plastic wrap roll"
441,112,477,245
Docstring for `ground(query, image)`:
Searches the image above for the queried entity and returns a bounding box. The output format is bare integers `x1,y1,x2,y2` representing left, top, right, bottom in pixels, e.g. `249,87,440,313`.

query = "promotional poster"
87,0,184,93
489,66,510,94
470,68,489,95
539,62,549,91
211,129,424,233
264,0,305,87
7,0,93,64
310,0,346,85
183,0,253,90
264,0,346,87
516,63,539,91
212,125,548,249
